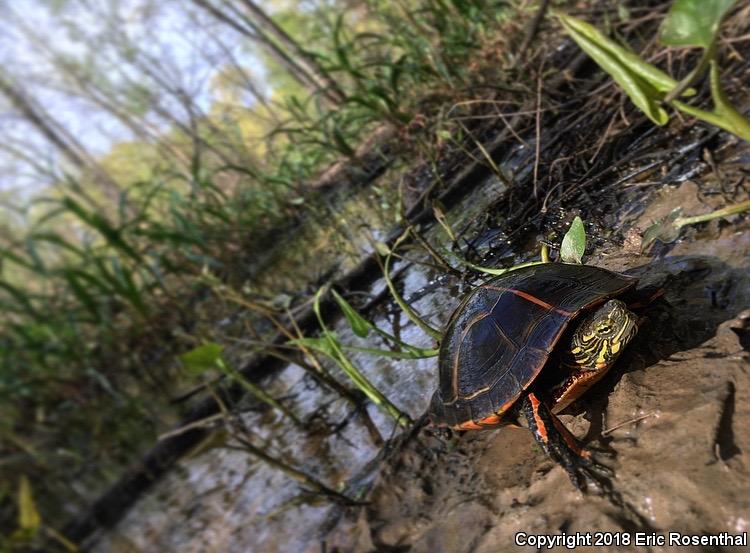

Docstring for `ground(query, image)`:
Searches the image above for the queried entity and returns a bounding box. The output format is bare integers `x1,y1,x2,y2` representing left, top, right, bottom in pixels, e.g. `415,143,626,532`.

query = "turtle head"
570,299,638,371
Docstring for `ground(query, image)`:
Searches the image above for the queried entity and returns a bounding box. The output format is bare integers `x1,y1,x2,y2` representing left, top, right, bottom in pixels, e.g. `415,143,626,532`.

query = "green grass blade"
313,287,411,426
381,231,442,341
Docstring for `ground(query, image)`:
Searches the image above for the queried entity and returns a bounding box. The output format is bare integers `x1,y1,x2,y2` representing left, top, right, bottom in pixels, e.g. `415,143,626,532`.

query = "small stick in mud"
601,412,658,436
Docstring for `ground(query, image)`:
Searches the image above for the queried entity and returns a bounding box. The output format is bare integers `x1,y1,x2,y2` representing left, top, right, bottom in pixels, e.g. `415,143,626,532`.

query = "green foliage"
180,342,301,425
660,0,737,48
558,13,691,97
380,232,442,341
331,289,371,338
180,343,225,377
330,288,437,357
672,61,750,140
557,12,678,125
15,476,41,539
304,286,412,426
557,5,750,139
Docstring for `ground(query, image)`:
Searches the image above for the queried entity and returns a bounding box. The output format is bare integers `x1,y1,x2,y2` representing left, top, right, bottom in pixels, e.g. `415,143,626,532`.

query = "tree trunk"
235,0,346,104
0,71,121,201
190,0,344,105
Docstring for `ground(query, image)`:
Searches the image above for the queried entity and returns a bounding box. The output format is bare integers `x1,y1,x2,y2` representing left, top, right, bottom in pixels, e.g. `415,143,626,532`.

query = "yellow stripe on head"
596,340,609,367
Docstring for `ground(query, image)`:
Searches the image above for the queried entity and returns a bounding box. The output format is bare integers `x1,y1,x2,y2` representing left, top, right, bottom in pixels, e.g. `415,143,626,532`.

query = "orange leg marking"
553,370,607,414
457,420,484,430
454,411,507,430
549,416,590,459
478,413,502,425
528,393,549,444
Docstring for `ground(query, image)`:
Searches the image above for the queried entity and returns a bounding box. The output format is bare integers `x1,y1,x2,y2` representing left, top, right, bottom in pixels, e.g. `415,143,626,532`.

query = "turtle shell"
430,263,637,427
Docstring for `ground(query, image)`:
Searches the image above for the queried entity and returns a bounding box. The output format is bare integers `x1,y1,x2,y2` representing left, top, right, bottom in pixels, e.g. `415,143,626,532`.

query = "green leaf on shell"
560,216,586,264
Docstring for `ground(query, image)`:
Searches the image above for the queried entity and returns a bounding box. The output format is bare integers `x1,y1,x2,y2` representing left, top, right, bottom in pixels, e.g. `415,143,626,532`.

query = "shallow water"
86,150,514,552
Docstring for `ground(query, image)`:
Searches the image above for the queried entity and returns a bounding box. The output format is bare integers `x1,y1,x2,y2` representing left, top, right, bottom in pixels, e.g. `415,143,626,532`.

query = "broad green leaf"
660,0,737,49
557,13,694,97
17,475,41,533
331,289,372,338
558,16,669,125
180,343,224,376
560,216,586,264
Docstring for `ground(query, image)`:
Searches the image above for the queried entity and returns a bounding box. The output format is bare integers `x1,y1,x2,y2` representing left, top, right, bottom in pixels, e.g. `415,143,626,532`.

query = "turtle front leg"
521,392,613,492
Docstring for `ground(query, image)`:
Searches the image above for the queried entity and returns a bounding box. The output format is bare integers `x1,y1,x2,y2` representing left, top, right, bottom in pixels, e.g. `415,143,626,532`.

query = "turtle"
429,262,648,490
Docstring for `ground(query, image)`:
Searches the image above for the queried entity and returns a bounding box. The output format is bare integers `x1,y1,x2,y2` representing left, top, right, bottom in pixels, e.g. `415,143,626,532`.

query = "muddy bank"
324,180,750,553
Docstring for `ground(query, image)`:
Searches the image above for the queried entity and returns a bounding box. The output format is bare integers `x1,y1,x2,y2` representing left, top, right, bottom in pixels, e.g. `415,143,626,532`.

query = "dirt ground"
321,177,750,552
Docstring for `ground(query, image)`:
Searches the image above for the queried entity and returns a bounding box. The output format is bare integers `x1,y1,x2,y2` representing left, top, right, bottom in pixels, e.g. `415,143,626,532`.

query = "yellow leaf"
18,475,41,533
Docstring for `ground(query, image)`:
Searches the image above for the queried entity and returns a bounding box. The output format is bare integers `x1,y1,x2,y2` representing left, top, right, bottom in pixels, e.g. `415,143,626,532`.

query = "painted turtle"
429,262,643,490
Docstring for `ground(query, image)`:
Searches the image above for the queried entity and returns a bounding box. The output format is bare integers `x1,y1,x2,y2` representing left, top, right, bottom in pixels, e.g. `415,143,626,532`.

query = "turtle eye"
597,322,612,334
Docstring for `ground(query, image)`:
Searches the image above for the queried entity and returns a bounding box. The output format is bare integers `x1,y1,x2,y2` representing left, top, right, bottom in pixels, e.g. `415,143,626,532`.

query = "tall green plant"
556,0,750,139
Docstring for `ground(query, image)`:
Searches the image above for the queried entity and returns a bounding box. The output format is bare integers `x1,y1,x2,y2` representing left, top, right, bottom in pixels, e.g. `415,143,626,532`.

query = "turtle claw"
569,452,616,494
585,440,616,464
521,394,618,493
